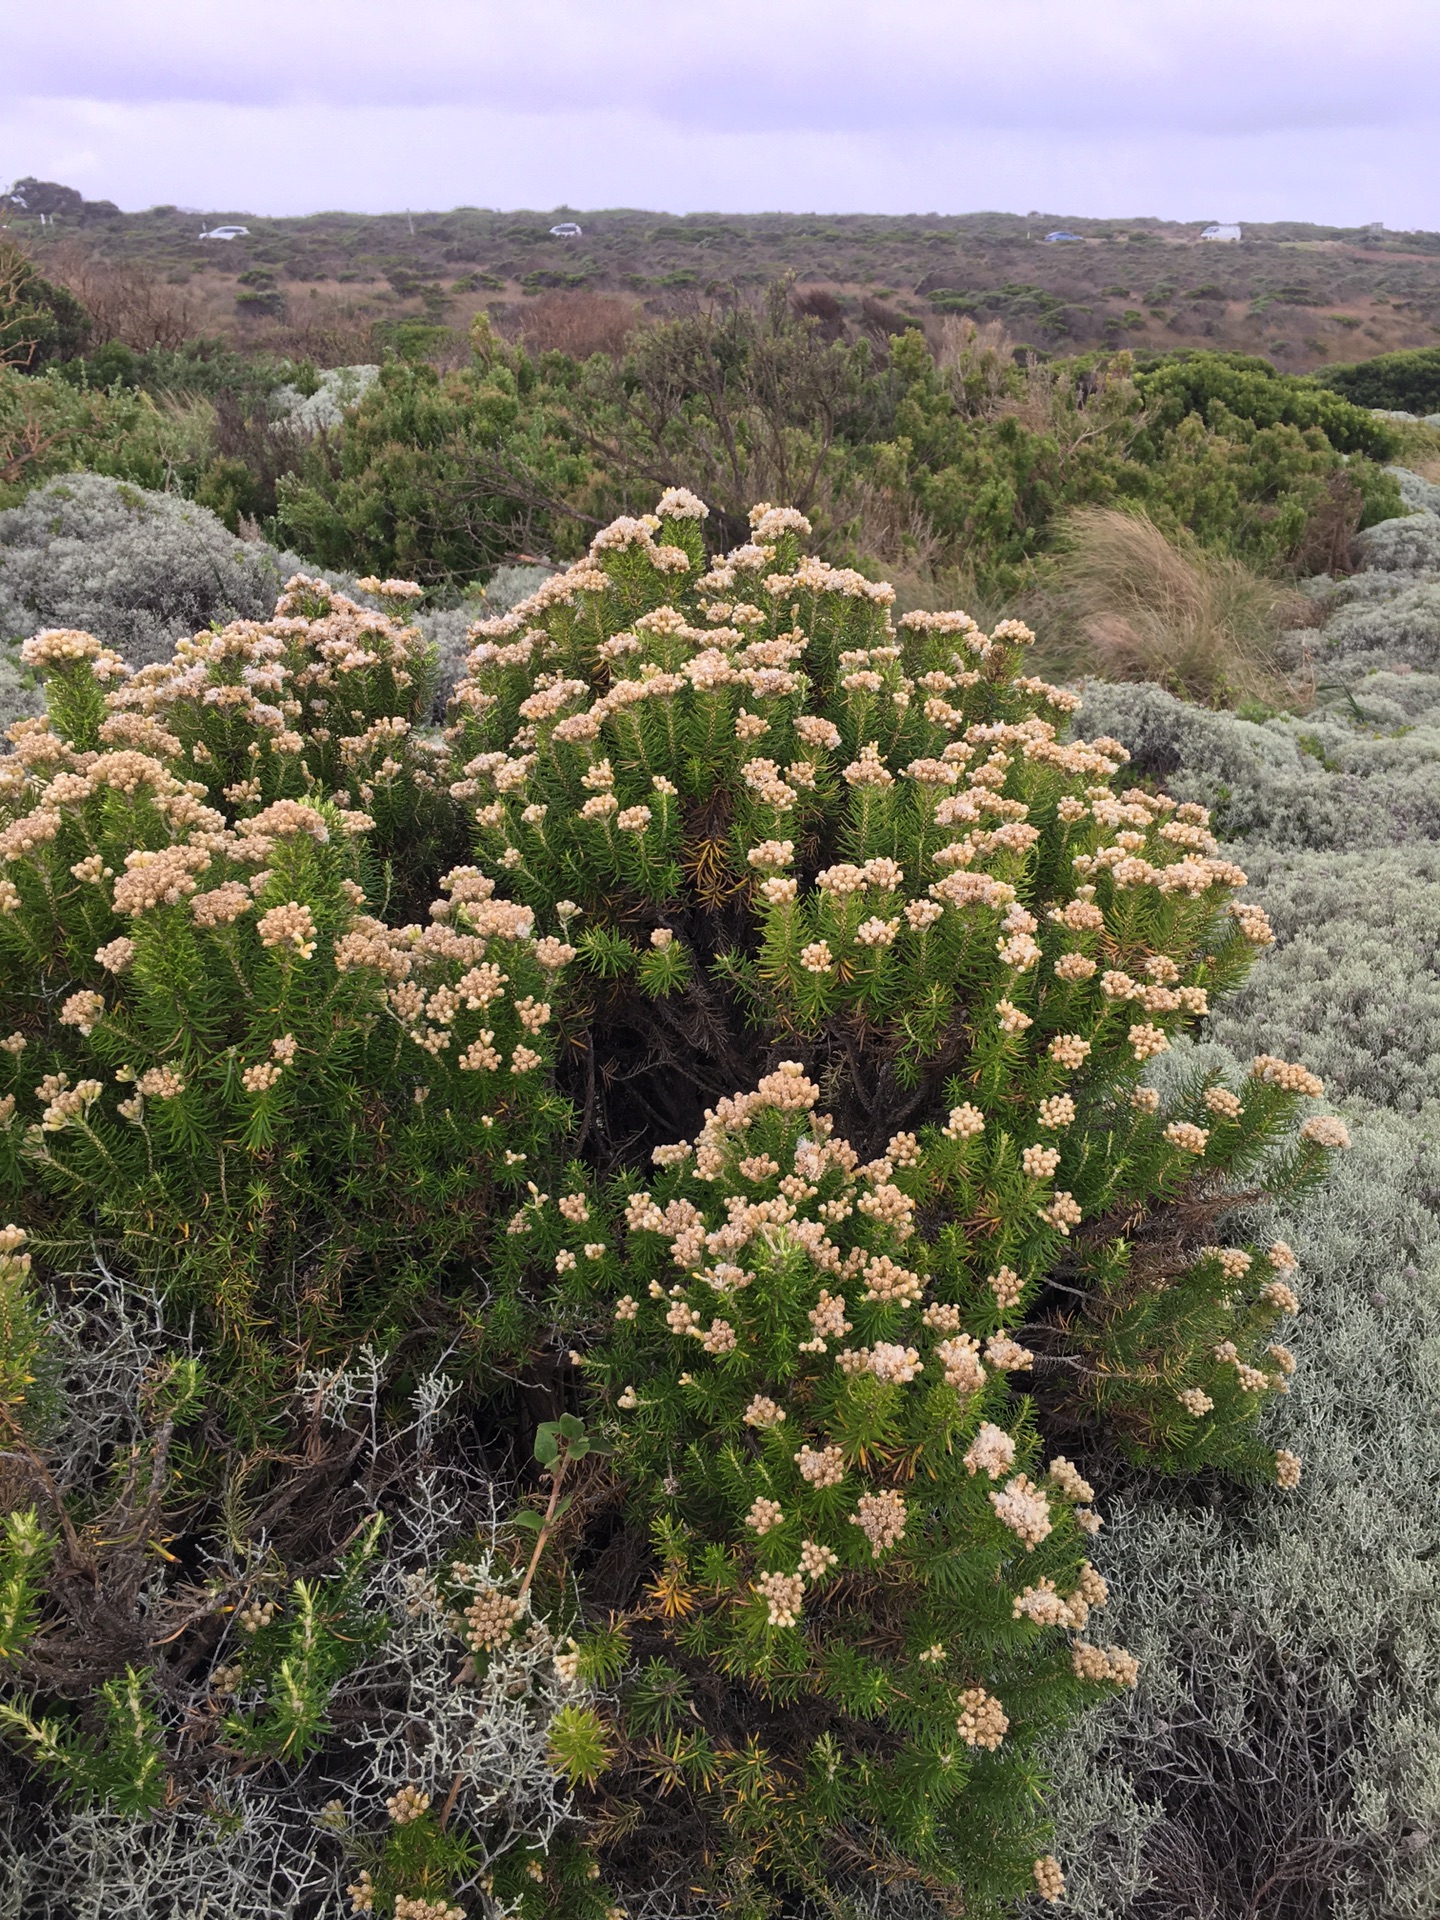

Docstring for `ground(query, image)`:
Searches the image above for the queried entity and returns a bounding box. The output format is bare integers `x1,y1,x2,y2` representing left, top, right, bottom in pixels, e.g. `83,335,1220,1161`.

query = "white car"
200,225,250,241
549,222,582,238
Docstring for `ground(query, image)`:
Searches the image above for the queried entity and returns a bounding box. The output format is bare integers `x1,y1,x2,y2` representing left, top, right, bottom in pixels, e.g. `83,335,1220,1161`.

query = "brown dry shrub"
517,292,642,359
791,287,848,341
858,294,914,346
1040,507,1314,707
239,293,383,368
41,243,198,353
1290,471,1368,578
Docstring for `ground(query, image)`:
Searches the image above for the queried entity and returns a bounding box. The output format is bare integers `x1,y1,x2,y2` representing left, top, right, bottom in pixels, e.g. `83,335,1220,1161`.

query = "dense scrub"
1315,345,1440,415
0,495,1350,1917
0,286,1406,600
0,239,89,375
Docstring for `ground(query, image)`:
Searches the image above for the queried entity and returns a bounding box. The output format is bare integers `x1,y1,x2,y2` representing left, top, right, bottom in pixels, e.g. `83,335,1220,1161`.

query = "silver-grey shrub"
0,649,43,735
270,364,380,435
1207,846,1440,1113
1076,679,1440,851
1315,581,1440,682
0,1282,584,1920
1353,512,1440,576
1045,1070,1440,1920
1052,511,1440,1915
1386,466,1440,516
419,565,555,709
0,473,309,667
0,470,552,720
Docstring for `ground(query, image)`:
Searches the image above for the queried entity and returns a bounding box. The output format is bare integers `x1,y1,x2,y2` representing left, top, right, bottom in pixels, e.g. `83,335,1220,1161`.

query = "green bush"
0,289,1411,626
1314,345,1440,415
0,495,1350,1916
274,342,591,586
0,240,89,373
0,365,198,509
853,339,1402,593
257,311,1408,609
1131,351,1398,459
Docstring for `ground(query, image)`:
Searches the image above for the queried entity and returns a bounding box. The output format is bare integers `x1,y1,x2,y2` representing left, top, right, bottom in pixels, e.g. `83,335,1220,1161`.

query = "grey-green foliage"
1046,1072,1440,1920
1354,513,1440,575
0,1286,582,1920
1316,582,1440,682
420,565,554,708
0,473,309,667
0,648,43,735
1075,463,1440,858
1206,845,1440,1113
1386,466,1440,517
1050,490,1440,1917
0,470,547,715
270,364,380,435
1077,678,1440,851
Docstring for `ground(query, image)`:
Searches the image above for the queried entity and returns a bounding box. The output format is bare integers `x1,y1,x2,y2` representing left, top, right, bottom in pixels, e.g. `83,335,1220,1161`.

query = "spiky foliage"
0,1277,617,1920
0,492,1350,1918
0,598,575,1402
441,495,1346,1909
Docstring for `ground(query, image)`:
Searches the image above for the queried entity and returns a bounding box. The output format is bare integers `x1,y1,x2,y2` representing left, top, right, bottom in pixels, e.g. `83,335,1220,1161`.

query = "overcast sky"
4,0,1438,225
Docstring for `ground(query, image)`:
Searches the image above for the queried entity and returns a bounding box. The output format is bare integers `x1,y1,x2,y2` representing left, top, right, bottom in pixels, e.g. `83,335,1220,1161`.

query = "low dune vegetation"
3,223,1440,1919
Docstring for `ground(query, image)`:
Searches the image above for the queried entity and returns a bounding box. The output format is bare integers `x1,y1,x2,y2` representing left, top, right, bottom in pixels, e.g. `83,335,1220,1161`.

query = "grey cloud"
1,94,1432,229
7,0,1440,137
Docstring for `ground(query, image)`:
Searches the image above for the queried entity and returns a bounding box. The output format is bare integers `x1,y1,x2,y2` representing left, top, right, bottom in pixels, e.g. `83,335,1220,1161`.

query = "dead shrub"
792,287,848,341
1289,471,1367,577
42,243,198,353
833,474,943,571
239,293,382,368
858,295,914,347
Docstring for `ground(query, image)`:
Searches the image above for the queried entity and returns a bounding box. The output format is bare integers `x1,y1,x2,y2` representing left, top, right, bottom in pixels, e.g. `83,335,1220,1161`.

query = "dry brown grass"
514,291,643,359
240,293,386,367
1038,507,1316,707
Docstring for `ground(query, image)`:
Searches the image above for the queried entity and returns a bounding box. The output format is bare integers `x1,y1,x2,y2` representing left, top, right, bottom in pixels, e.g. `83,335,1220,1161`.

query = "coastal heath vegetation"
1,244,1406,620
0,489,1349,1917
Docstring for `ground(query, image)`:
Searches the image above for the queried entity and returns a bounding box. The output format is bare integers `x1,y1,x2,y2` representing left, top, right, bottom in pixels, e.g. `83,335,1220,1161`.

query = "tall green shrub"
0,365,196,509
275,347,590,587
0,240,89,373
1314,344,1440,415
0,495,1348,1917
852,341,1401,591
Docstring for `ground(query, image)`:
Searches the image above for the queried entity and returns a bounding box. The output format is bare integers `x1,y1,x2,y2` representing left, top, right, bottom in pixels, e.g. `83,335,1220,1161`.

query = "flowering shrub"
441,494,1347,1904
0,586,571,1393
0,492,1350,1917
589,1061,1123,1901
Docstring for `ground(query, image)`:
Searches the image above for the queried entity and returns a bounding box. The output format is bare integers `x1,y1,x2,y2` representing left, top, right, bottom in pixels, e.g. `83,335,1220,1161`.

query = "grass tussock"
1039,506,1317,707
